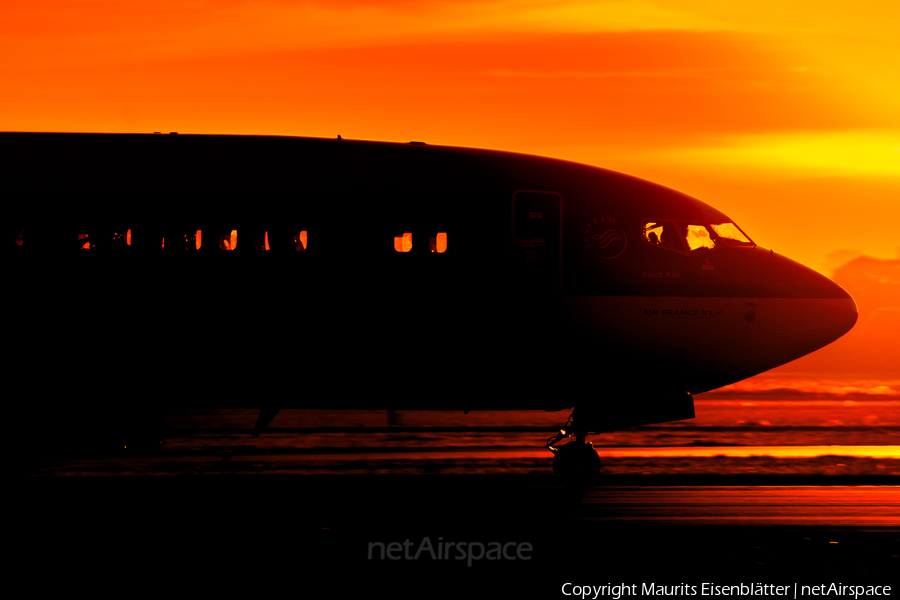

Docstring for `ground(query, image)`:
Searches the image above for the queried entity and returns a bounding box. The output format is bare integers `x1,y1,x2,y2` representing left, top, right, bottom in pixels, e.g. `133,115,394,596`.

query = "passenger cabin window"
163,231,199,250
247,231,267,251
394,232,413,252
21,228,308,251
215,230,265,251
183,230,199,250
429,232,448,253
262,230,307,251
78,231,130,249
220,230,238,251
392,232,448,253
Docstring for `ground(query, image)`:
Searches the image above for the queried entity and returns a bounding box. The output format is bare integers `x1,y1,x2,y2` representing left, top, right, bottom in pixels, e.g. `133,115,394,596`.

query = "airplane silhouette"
4,132,857,479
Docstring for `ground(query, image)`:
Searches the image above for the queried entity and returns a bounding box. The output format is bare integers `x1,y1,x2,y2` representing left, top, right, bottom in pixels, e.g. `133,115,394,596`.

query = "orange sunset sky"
3,1,898,381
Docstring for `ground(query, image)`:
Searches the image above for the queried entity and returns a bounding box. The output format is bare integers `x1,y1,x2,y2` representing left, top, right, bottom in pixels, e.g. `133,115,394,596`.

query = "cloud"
484,66,735,79
822,249,863,277
0,0,734,67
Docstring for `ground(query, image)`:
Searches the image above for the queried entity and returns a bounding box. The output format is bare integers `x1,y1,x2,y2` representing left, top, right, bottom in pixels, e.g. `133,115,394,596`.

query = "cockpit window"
643,222,663,244
685,224,715,251
642,221,685,252
644,220,753,254
710,222,754,246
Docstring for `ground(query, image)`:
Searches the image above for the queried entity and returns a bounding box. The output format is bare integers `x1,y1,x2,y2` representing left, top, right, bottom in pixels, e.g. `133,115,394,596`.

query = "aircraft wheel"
552,441,601,483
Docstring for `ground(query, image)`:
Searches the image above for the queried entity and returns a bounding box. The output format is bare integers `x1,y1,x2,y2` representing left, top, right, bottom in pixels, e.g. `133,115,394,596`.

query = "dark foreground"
20,475,898,598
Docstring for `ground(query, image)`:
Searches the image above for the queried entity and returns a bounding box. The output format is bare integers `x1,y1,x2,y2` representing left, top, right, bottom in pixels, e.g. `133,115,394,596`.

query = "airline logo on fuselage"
583,217,627,259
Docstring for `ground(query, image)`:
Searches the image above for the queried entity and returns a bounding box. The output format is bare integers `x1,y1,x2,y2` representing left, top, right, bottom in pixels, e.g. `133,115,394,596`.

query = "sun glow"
674,130,900,178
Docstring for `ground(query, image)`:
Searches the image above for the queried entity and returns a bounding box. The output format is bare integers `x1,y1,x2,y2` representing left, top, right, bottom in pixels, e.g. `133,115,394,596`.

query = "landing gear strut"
546,411,601,483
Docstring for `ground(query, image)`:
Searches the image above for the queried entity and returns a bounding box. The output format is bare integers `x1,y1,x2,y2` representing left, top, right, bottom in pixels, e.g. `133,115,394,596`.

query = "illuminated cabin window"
249,232,266,251
162,232,196,250
260,230,307,251
429,232,448,253
710,222,754,246
642,221,684,252
685,224,716,251
194,229,229,250
79,231,129,249
219,230,238,251
394,232,413,252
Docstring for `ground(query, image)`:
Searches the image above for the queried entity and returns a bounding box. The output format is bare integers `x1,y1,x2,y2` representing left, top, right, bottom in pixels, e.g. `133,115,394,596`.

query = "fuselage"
4,133,857,429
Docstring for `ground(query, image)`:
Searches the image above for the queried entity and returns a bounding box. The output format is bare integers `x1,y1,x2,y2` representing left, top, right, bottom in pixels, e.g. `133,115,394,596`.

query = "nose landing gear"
546,412,601,483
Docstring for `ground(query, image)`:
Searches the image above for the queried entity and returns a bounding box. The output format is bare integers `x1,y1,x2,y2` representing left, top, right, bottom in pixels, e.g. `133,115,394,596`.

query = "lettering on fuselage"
583,217,627,259
514,237,547,247
642,309,724,318
642,271,681,278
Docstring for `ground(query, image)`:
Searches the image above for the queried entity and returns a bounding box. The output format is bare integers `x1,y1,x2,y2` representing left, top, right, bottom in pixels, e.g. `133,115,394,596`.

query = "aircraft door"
508,190,562,388
511,190,561,293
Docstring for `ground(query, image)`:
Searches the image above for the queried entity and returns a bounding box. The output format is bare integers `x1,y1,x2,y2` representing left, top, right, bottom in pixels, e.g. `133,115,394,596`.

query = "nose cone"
773,266,858,366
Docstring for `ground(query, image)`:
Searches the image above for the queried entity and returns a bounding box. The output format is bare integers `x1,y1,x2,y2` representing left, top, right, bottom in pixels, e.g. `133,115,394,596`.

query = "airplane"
4,132,858,479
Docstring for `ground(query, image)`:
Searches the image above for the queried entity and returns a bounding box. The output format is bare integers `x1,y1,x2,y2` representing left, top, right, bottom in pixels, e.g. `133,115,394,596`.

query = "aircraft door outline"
511,189,562,294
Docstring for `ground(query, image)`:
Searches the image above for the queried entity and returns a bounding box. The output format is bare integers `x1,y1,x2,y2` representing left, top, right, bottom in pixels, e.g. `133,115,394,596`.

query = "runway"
546,485,900,526
20,475,898,596
18,407,900,597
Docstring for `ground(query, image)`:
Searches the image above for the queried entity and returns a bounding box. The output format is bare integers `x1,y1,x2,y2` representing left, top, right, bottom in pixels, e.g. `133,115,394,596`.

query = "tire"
552,441,601,483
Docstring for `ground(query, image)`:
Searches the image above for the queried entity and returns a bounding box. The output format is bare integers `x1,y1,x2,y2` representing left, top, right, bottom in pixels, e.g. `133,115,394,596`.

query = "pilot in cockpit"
659,223,684,252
